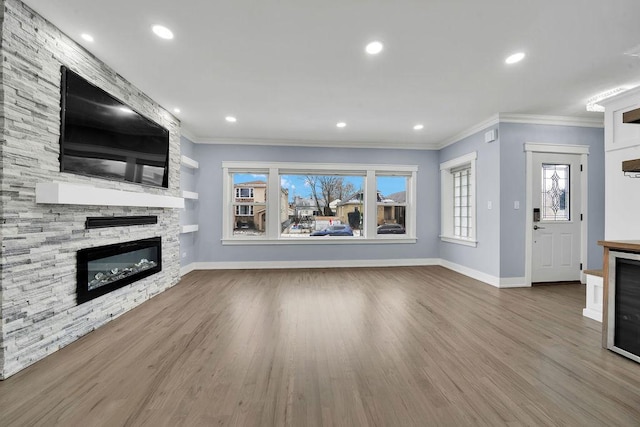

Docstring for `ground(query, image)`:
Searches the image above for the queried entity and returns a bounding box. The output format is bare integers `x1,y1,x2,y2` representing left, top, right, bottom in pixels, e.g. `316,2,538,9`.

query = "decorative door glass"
541,164,569,221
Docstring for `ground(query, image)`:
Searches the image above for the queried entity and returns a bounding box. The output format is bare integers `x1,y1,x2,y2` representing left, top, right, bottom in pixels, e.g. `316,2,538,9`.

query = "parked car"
377,224,406,234
310,224,354,236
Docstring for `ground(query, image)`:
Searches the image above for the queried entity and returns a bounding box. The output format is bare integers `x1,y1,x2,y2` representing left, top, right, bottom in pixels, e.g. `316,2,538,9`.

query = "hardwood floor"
1,266,639,426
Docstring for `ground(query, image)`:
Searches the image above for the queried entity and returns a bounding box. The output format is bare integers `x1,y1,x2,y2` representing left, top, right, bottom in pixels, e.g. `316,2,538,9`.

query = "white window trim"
440,152,477,247
222,161,418,245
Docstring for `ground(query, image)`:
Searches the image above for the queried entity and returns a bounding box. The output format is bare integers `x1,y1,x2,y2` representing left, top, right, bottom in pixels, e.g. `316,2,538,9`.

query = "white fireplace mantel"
35,182,185,208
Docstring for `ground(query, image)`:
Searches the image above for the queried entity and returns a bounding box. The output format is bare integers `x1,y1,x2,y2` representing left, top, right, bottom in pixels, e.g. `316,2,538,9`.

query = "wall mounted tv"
59,66,170,188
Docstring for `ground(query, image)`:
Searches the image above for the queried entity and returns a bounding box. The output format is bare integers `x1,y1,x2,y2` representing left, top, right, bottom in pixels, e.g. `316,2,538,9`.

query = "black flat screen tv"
59,66,170,188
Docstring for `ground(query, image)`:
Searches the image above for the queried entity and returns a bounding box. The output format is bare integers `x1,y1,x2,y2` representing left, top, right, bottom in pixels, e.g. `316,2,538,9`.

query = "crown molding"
598,85,640,106
437,113,604,150
190,136,440,151
437,114,499,149
498,113,604,128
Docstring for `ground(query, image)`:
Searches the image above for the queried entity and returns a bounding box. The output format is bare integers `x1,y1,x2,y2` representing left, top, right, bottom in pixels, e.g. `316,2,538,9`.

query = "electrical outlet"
182,252,187,258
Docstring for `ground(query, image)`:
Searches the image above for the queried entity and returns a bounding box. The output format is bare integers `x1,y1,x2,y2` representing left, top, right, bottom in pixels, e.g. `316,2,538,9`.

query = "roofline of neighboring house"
234,180,266,186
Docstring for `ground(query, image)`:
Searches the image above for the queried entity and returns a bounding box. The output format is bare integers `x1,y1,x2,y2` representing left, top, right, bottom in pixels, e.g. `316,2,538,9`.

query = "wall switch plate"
182,252,187,258
487,201,493,210
514,201,520,209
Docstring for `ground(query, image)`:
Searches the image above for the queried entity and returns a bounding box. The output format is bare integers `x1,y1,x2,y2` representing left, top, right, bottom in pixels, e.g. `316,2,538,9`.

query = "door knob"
533,224,545,230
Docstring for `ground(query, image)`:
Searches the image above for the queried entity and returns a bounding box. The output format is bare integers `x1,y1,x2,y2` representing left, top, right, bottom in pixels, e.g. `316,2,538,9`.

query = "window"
440,152,476,246
235,205,254,216
235,187,254,199
222,161,417,244
453,166,471,238
281,174,364,237
230,172,267,237
376,175,407,235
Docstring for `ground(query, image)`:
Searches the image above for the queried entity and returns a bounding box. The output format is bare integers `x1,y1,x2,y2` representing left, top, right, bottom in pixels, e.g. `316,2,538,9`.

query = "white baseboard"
181,258,529,288
439,259,528,288
191,258,440,271
180,263,197,276
498,276,529,288
582,308,602,322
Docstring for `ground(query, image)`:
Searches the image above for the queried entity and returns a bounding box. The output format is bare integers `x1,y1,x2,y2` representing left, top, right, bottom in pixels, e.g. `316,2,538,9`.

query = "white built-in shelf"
181,224,199,234
182,190,199,200
35,182,184,208
181,155,199,169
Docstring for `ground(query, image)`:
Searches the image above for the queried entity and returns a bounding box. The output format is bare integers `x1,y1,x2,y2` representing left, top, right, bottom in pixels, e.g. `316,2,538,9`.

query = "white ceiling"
22,0,640,149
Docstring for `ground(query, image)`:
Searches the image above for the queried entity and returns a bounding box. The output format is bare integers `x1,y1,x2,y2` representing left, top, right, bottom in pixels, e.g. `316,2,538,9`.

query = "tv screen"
59,66,170,188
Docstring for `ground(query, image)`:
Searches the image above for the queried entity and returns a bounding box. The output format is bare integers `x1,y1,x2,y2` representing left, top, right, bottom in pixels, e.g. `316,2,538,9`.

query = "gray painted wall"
179,136,198,268
183,122,605,278
499,123,605,276
438,125,501,277
192,144,440,264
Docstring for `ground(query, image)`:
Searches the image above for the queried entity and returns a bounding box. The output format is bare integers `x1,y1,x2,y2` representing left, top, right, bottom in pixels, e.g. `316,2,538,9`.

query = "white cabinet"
583,270,603,322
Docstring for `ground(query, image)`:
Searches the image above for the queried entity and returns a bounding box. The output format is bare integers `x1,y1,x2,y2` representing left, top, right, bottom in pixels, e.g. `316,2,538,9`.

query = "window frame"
222,161,418,245
440,152,477,247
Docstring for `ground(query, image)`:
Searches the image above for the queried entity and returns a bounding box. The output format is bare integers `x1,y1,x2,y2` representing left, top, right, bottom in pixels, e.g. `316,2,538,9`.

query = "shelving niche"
180,155,199,234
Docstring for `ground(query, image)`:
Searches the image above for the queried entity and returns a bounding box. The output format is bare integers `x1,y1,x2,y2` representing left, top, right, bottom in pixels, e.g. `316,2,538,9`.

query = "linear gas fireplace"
77,237,162,304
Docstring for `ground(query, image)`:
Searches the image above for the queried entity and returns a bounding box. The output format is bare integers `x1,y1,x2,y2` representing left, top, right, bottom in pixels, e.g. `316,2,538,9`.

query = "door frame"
524,143,590,286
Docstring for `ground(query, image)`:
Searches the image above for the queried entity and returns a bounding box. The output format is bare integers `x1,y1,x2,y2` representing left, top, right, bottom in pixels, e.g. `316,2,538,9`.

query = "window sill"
440,236,477,247
222,237,417,245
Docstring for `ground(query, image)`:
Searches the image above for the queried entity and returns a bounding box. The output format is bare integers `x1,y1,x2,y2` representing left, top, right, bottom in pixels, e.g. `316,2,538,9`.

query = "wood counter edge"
598,240,640,251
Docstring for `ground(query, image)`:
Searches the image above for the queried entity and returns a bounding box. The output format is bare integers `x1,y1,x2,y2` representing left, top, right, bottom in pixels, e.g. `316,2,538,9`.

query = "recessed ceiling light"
413,124,424,131
365,41,384,55
225,116,237,123
81,33,94,42
505,52,525,64
119,107,134,114
336,122,347,128
152,25,174,40
173,108,181,114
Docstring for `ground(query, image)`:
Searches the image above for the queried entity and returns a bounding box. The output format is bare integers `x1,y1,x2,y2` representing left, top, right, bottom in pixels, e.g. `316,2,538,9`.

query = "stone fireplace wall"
0,0,181,379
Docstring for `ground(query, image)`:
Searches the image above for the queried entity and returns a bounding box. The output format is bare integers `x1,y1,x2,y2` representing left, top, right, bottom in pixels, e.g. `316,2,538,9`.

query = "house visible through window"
231,173,267,237
376,175,407,235
440,152,476,246
281,174,364,237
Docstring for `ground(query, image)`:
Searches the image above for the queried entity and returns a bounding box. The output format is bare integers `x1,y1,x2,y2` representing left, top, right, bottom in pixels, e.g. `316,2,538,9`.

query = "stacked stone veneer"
0,0,181,379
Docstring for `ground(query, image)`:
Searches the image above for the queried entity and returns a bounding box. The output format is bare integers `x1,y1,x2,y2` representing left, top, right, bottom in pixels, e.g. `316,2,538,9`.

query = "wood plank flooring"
1,266,639,426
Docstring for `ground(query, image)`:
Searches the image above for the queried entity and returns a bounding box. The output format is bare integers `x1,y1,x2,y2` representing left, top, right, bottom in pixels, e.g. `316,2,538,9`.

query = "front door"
531,152,582,283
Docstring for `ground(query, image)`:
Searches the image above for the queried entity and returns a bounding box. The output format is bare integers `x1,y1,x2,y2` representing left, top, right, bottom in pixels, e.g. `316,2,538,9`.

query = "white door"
531,152,582,283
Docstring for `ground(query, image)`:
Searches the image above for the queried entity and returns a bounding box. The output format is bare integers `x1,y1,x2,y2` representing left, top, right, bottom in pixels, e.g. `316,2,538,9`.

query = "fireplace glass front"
77,237,162,304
